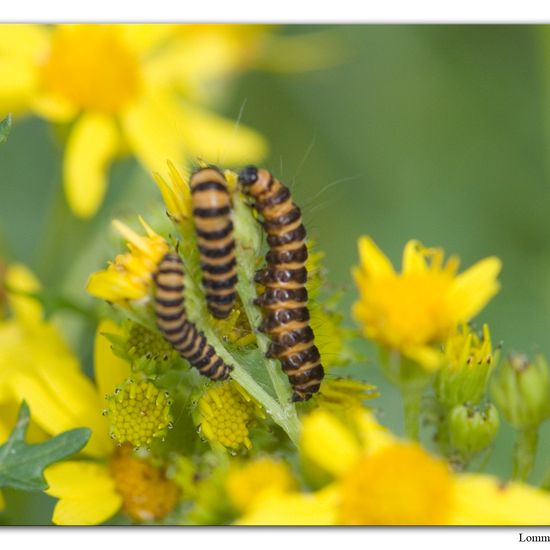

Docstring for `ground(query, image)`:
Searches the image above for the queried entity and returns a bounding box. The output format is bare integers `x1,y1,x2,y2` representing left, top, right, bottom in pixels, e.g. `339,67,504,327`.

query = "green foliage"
0,114,11,144
0,402,90,492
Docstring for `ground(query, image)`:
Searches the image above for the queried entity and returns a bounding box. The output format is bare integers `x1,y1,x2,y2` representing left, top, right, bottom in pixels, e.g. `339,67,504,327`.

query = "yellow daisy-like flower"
238,409,550,525
44,319,180,525
0,24,267,218
197,381,262,450
352,237,501,370
86,216,169,304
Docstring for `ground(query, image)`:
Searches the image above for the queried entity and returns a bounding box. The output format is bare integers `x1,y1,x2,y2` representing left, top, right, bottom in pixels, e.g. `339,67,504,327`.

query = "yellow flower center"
106,379,172,448
126,322,175,362
339,443,453,525
198,382,258,450
41,25,140,114
354,271,455,350
110,444,180,522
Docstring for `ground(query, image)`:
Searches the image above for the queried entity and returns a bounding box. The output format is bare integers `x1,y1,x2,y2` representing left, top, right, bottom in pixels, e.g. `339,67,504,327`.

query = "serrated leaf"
0,114,12,144
0,401,91,492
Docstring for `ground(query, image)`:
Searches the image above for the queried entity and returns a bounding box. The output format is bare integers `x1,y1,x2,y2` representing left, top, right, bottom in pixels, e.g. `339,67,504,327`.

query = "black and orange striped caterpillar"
154,252,233,381
190,166,237,319
238,165,324,401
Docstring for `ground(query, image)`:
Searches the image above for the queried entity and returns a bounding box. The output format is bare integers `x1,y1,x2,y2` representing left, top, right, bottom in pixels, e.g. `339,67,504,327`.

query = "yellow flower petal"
0,25,49,114
300,410,361,477
31,93,77,122
237,485,339,526
8,365,111,458
121,92,189,174
4,263,42,325
402,240,428,274
119,24,175,55
0,24,49,61
121,93,267,175
451,257,502,321
45,461,122,525
94,319,132,400
178,103,268,166
64,112,119,218
0,59,38,114
356,236,394,279
450,475,550,525
352,410,396,455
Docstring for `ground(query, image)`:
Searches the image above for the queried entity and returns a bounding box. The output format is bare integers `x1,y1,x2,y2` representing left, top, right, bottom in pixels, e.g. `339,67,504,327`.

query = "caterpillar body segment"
190,166,237,319
154,252,232,381
238,166,324,401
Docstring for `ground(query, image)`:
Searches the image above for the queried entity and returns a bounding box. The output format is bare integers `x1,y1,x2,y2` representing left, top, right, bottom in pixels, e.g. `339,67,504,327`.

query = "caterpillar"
190,166,237,319
238,165,324,402
154,252,232,381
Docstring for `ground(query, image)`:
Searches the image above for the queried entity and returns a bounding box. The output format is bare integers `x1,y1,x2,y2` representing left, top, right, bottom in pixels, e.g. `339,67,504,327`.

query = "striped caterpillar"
154,252,232,381
238,166,324,401
190,166,237,319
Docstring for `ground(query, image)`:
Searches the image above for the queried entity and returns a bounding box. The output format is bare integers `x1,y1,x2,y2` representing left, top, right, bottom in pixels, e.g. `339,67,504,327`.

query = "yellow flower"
44,320,180,525
239,409,550,525
0,24,267,218
86,216,169,305
197,381,261,450
352,237,501,370
226,457,296,512
0,264,110,458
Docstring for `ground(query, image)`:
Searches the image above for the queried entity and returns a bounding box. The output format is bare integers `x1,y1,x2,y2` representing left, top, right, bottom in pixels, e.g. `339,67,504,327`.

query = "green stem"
402,383,422,441
513,426,539,482
381,349,429,442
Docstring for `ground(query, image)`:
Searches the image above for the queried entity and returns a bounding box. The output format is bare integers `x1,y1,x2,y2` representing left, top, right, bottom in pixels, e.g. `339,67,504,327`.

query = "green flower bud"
491,353,550,429
436,324,496,408
449,403,500,458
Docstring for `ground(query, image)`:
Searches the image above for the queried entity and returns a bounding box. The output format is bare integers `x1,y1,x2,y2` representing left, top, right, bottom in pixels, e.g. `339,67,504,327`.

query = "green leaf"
0,401,91,492
0,114,12,145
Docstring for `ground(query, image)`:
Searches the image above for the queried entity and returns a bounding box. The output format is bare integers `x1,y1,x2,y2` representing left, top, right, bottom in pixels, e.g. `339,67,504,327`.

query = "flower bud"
449,403,499,458
491,353,550,429
436,324,496,408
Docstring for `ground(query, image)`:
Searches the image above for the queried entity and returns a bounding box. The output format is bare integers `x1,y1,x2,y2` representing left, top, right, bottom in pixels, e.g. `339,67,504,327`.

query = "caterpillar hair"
238,165,324,401
154,252,232,381
190,166,237,319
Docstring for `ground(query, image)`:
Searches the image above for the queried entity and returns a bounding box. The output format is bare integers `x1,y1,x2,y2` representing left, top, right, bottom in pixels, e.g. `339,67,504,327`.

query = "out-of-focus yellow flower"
197,381,262,451
0,264,110,458
352,237,501,371
238,409,550,525
45,320,180,525
226,457,296,512
0,24,268,218
86,216,169,305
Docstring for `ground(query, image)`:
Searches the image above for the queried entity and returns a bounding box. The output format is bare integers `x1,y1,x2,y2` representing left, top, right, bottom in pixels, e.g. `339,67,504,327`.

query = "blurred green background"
2,24,550,523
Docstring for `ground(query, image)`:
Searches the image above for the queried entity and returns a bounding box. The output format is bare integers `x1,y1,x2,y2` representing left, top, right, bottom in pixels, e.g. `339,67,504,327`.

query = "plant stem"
513,426,539,482
402,383,422,441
